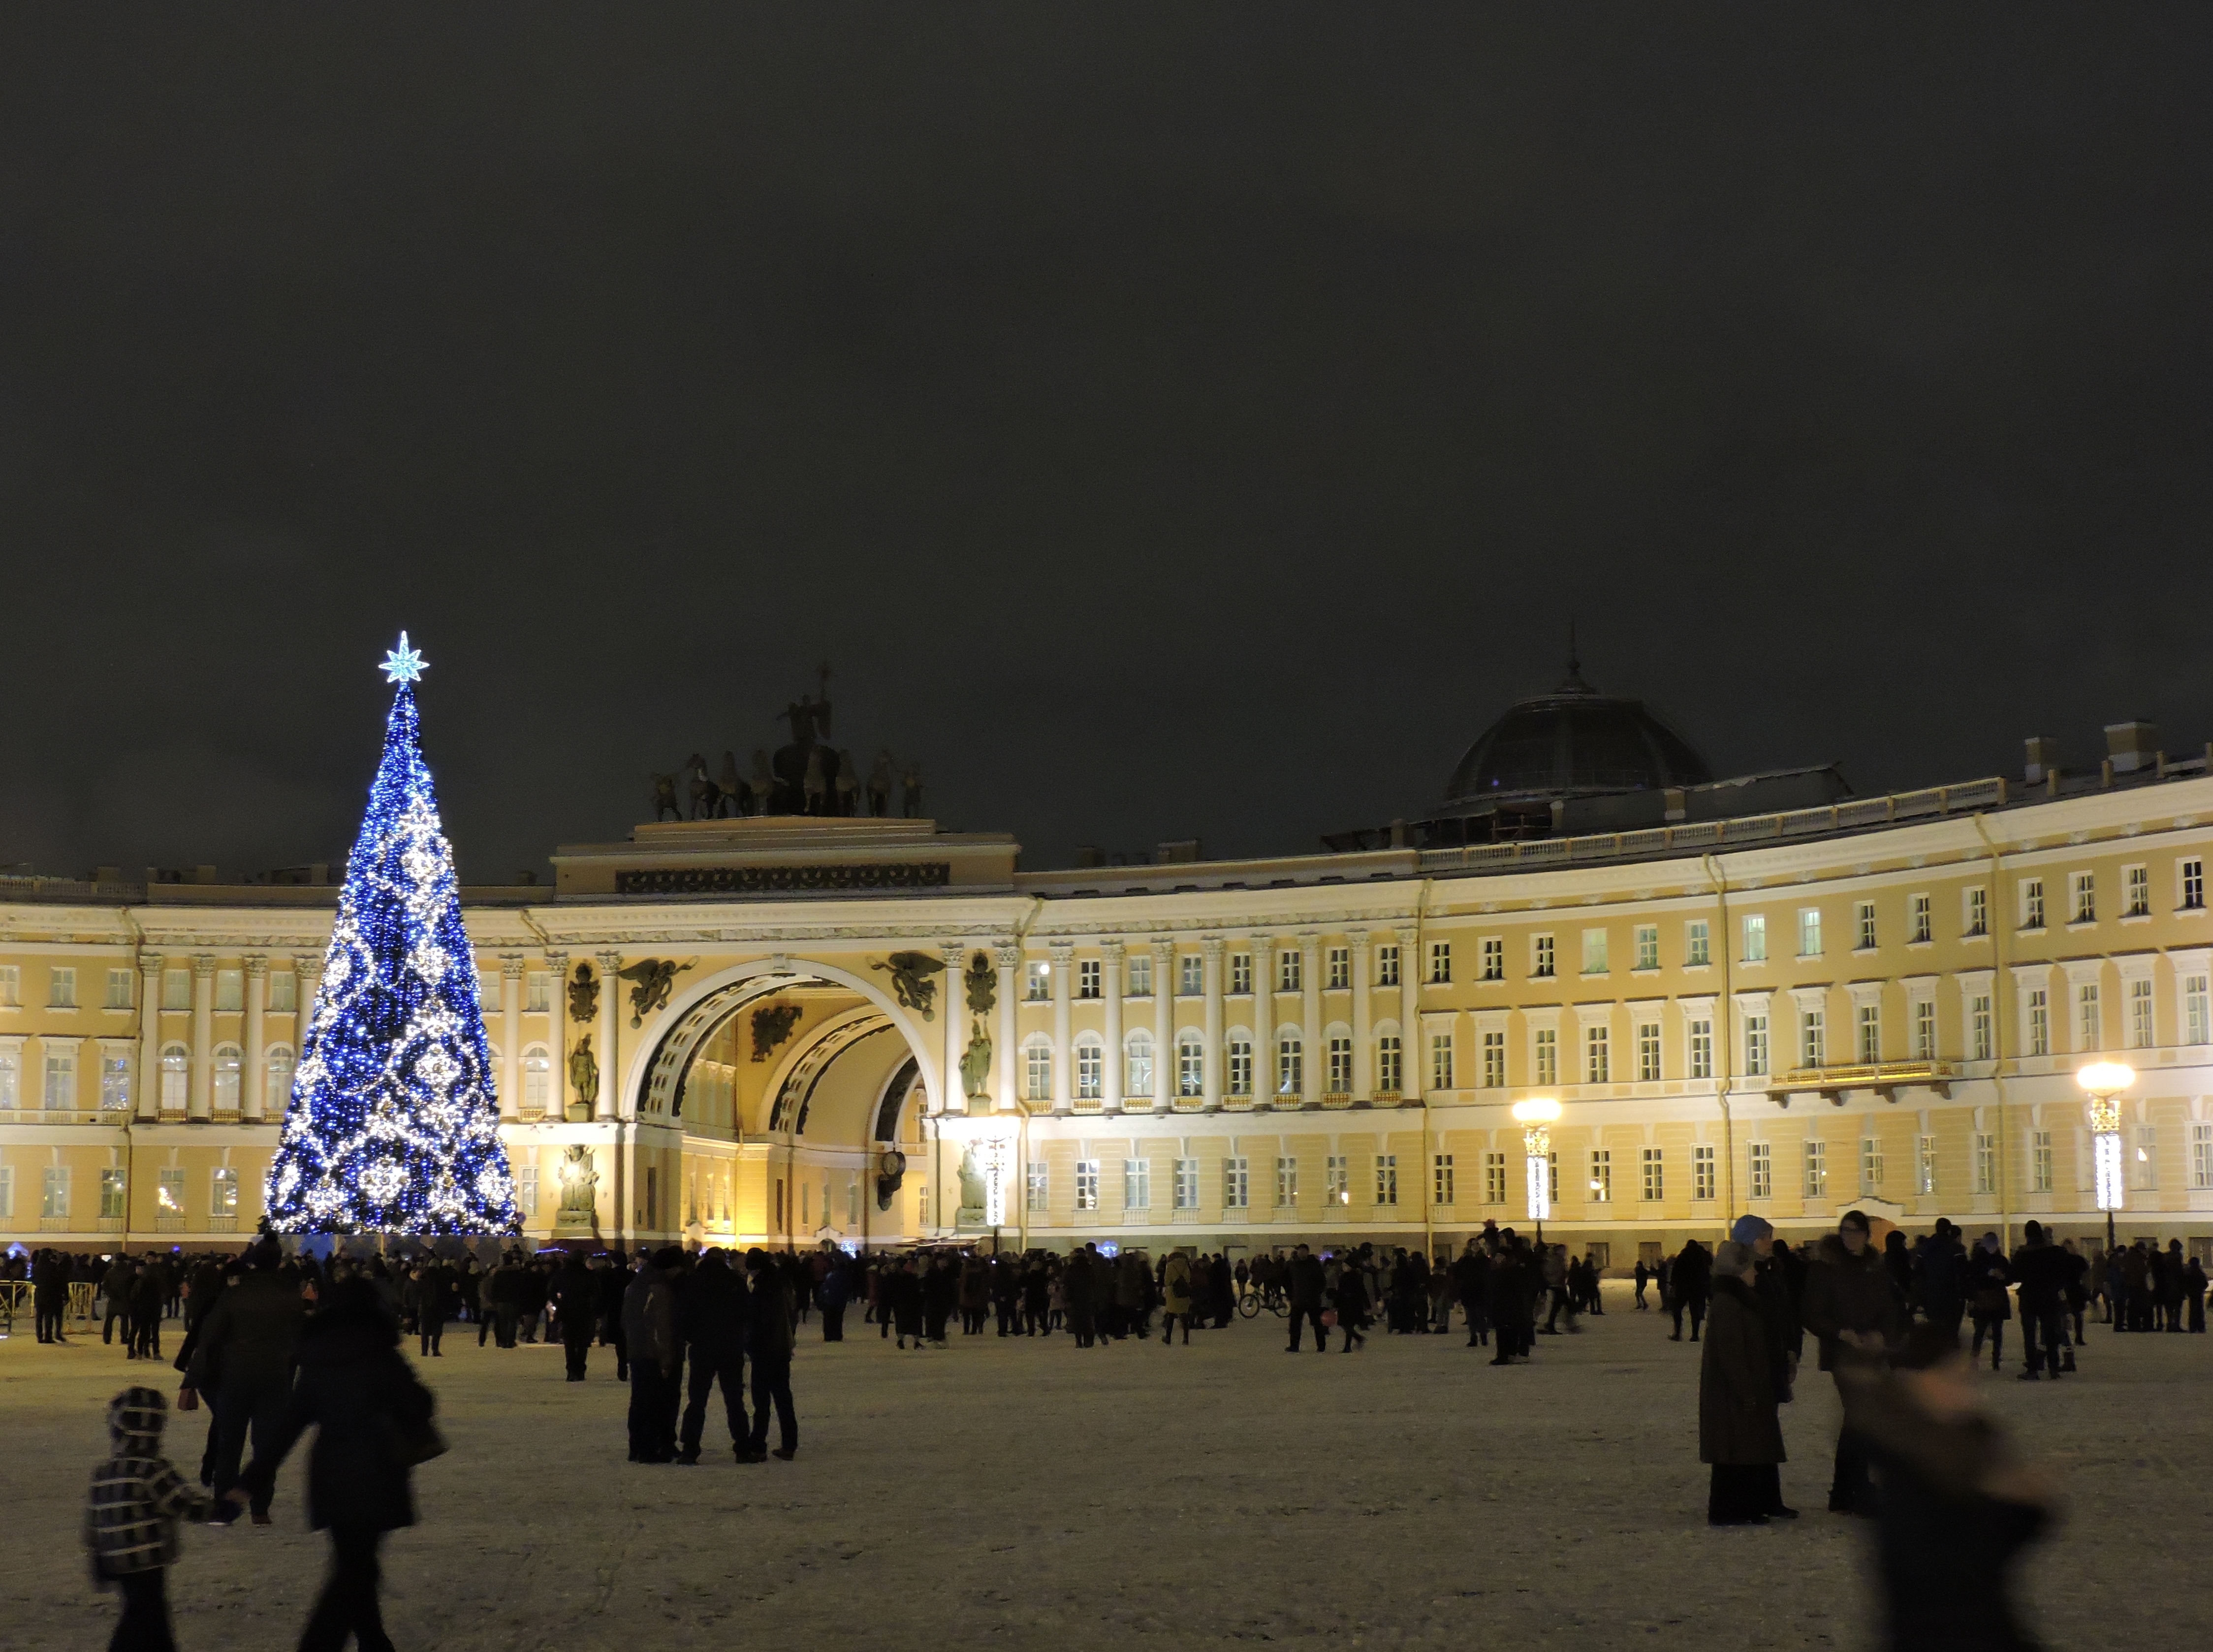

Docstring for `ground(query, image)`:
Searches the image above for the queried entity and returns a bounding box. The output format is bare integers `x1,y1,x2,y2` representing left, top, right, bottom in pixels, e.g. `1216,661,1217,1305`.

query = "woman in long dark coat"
1701,1240,1786,1525
235,1276,437,1652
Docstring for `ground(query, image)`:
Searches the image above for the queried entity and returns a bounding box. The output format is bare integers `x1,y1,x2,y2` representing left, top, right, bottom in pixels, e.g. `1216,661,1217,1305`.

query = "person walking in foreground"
86,1386,220,1652
1701,1241,1788,1525
1841,1324,2055,1652
233,1277,438,1652
1802,1209,1904,1517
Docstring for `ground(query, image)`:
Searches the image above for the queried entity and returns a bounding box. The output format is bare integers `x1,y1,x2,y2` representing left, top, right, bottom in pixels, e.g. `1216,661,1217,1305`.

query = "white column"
1350,930,1373,1102
500,954,525,1121
1153,939,1175,1107
1252,938,1275,1107
595,950,622,1122
1397,926,1421,1103
943,938,968,1112
994,945,1020,1112
244,957,269,1120
1299,935,1321,1105
1202,937,1225,1109
136,953,163,1121
1049,943,1073,1112
189,955,215,1121
545,951,569,1119
1101,940,1124,1112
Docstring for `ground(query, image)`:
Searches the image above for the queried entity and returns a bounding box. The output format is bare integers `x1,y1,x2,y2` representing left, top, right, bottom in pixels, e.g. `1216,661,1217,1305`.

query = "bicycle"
1236,1284,1289,1318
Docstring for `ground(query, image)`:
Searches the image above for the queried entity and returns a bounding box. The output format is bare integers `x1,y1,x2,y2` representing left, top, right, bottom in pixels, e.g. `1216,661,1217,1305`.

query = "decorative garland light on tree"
263,633,520,1236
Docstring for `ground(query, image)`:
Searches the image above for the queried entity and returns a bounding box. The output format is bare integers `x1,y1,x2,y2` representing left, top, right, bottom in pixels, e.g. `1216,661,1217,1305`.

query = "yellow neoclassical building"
5,671,2212,1268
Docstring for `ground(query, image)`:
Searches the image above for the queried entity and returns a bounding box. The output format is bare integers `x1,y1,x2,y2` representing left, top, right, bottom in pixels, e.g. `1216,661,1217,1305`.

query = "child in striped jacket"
84,1385,221,1650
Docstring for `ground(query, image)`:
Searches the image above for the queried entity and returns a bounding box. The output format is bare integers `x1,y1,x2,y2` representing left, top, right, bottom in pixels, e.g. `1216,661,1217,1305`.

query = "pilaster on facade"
994,945,1020,1112
1049,942,1074,1113
595,948,623,1122
244,956,270,1121
1100,940,1125,1112
136,953,164,1122
190,956,216,1122
1151,939,1175,1112
1201,937,1225,1110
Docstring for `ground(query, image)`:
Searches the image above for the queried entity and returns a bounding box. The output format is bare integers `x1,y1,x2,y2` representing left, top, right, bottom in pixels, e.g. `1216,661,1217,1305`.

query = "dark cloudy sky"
4,10,2210,881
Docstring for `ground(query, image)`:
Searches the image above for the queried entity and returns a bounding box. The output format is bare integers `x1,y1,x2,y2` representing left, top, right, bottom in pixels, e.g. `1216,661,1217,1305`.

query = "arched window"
1177,1031,1205,1098
211,1046,242,1112
1327,1030,1354,1094
1124,1030,1155,1099
266,1045,296,1107
1226,1033,1254,1097
1074,1034,1104,1101
522,1046,551,1114
159,1044,188,1112
1276,1033,1303,1098
1023,1036,1053,1104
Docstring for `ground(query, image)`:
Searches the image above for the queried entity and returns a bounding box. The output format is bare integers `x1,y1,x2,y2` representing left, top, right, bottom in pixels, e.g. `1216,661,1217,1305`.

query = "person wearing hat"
1701,1239,1787,1525
1802,1209,1904,1515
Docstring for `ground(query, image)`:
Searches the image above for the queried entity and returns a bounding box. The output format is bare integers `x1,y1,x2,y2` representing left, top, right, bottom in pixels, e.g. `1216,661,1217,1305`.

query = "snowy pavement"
3,1287,2205,1652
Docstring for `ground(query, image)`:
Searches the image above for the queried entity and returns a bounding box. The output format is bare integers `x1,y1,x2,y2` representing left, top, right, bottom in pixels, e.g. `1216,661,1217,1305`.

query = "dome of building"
1441,659,1713,812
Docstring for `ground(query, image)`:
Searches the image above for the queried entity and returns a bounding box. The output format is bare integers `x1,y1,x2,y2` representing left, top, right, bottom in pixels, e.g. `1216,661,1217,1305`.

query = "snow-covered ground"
3,1286,2202,1651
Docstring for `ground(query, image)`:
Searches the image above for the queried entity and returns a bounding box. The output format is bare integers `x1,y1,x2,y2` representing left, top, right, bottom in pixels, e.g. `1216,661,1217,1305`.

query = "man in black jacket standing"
1285,1244,1328,1354
2011,1221,2069,1381
1670,1239,1712,1343
676,1249,750,1464
743,1249,798,1461
187,1237,304,1525
622,1249,683,1462
551,1251,599,1381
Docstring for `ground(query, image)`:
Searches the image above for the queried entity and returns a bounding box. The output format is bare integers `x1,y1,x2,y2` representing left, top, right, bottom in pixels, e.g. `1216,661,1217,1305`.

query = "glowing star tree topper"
263,634,520,1236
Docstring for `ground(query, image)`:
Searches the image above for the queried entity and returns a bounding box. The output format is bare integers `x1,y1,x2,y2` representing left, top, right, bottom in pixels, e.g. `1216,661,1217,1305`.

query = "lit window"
158,1044,187,1112
100,1168,126,1220
1581,929,1609,975
1803,1140,1828,1199
2192,1124,2213,1191
211,1046,242,1112
50,967,77,1009
1799,909,1822,958
1274,1156,1297,1207
268,1046,296,1108
44,1045,76,1111
1173,1158,1200,1211
1223,1157,1250,1209
1124,1031,1154,1098
1126,953,1153,997
1742,915,1767,963
1025,1162,1047,1213
161,969,190,1011
526,972,550,1014
100,1049,130,1111
1180,954,1204,997
1115,1158,1142,1209
1860,1135,1883,1193
41,1165,70,1220
211,1167,239,1218
1178,1033,1205,1098
1373,1154,1398,1207
1277,1035,1302,1097
1025,962,1051,1002
521,1047,550,1113
1917,1135,1937,1196
1326,1155,1350,1206
1024,1042,1052,1103
1074,1038,1103,1101
105,970,134,1010
158,1169,184,1218
1586,1148,1611,1203
215,969,243,1013
1076,1160,1102,1210
2186,976,2211,1046
270,972,296,1013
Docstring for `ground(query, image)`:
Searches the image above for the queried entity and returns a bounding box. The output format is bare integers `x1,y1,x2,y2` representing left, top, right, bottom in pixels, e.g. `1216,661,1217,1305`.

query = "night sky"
5,12,2211,883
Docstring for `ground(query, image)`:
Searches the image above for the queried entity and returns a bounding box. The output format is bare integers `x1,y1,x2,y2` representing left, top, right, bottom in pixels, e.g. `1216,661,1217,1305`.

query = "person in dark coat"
1285,1244,1328,1354
128,1260,167,1361
922,1255,958,1345
232,1276,436,1652
1452,1241,1491,1348
2184,1255,2208,1334
1331,1258,1369,1352
2010,1222,2069,1380
1669,1239,1712,1342
885,1257,925,1350
820,1252,852,1341
621,1249,682,1462
597,1250,632,1378
744,1250,798,1461
676,1249,751,1463
1701,1241,1787,1525
1486,1236,1537,1365
1063,1249,1099,1348
1964,1234,2013,1370
1917,1220,1968,1334
188,1239,305,1525
1841,1324,2055,1652
1802,1209,1906,1516
413,1261,450,1358
551,1253,599,1380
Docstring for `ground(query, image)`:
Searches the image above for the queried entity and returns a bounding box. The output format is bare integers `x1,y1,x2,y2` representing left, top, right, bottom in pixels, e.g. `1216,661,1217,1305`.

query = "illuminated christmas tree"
264,634,519,1235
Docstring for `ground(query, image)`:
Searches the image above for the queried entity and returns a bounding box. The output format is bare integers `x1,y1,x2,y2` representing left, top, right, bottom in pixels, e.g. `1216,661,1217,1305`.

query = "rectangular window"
210,1166,239,1218
2187,976,2211,1046
1910,892,1932,944
1126,1037,1154,1099
2133,1127,2157,1192
215,969,243,1013
1856,1003,1880,1064
1221,952,1248,996
1277,1037,1302,1097
1025,1045,1052,1103
1178,1038,1204,1098
1801,1007,1825,1067
0,965,15,1007
2129,977,2155,1048
1026,1161,1048,1213
1180,953,1204,997
44,1045,76,1110
1966,887,1989,937
1326,948,1350,990
1748,1141,1772,1200
270,971,297,1014
1588,1148,1612,1204
1693,1143,1716,1202
2192,1123,2213,1191
1686,920,1710,968
1743,1013,1769,1077
2033,1132,2055,1194
1640,1146,1663,1202
1799,909,1822,958
1428,941,1452,985
1481,1029,1506,1089
2184,858,2206,912
100,1168,126,1220
1584,1024,1610,1084
1224,1156,1250,1209
158,1168,185,1217
1077,1159,1102,1210
2026,991,2048,1057
1326,1155,1350,1207
1227,1038,1253,1096
41,1165,69,1220
1429,1033,1455,1091
100,1049,130,1111
1275,1156,1297,1207
1376,945,1400,988
1075,1042,1102,1100
2021,878,2045,930
2072,871,2096,925
161,969,190,1011
1126,953,1152,997
1077,960,1101,1000
1548,1152,1559,1207
1855,901,1877,951
1974,1133,1996,1195
50,967,76,1009
1280,951,1302,993
1377,1034,1403,1094
0,1164,17,1218
1480,937,1504,982
2077,984,2100,1051
1803,1139,1828,1199
1327,1035,1353,1093
1636,1020,1660,1083
1581,928,1609,975
1025,962,1051,1001
1531,935,1554,979
1688,1017,1713,1080
1860,1135,1883,1193
1634,924,1659,971
1742,914,1768,963
1484,1151,1508,1205
1534,1027,1558,1085
525,972,549,1013
2125,865,2150,918
1918,1135,1938,1196
1374,1155,1398,1207
1971,994,1993,1062
105,969,133,1010
1432,1153,1454,1206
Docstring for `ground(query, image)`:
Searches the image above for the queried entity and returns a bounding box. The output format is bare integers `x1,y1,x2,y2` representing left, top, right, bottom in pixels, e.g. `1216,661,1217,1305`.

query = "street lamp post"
2077,1060,2134,1259
1512,1098,1561,1248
